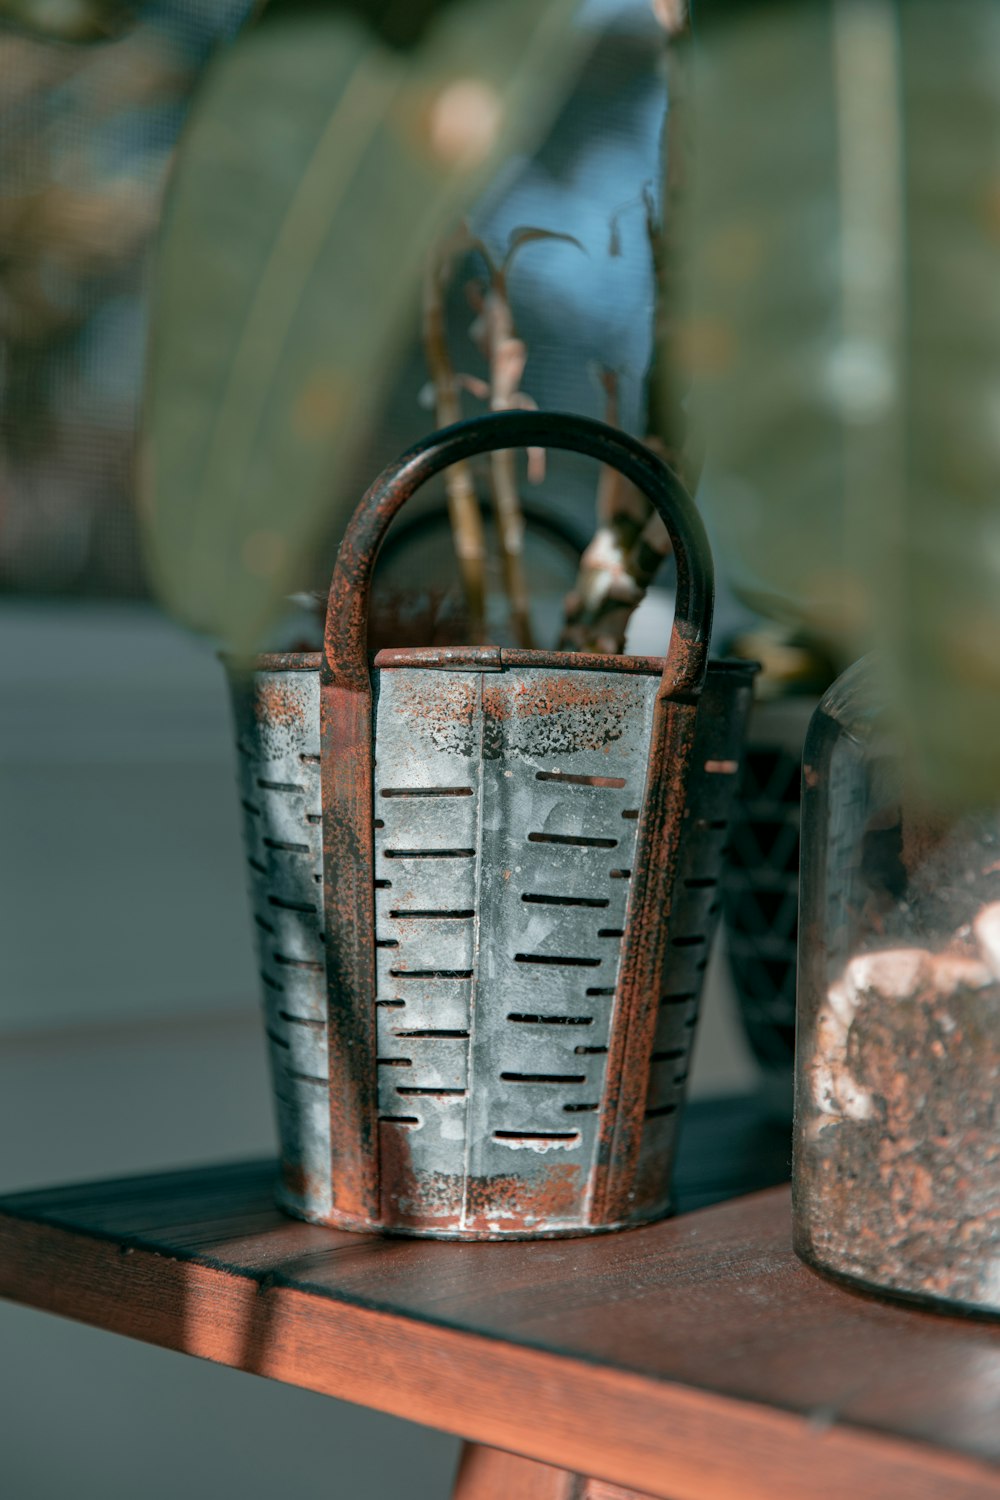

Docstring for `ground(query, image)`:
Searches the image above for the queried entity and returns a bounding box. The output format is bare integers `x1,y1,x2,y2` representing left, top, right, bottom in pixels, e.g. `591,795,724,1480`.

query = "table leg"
451,1442,657,1500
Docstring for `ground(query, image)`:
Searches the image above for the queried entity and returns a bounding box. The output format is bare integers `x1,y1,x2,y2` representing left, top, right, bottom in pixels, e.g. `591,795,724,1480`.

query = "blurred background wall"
0,2,755,1495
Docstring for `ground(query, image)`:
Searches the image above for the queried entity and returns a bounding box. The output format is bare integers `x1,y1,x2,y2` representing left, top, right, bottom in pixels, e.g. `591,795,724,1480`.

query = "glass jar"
793,656,1000,1316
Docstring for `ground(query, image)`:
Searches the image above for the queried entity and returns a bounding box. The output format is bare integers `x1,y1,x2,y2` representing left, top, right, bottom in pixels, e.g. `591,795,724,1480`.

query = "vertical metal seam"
459,667,488,1230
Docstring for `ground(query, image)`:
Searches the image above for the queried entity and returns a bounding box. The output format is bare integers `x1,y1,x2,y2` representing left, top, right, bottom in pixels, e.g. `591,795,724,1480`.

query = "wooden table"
2,1099,999,1500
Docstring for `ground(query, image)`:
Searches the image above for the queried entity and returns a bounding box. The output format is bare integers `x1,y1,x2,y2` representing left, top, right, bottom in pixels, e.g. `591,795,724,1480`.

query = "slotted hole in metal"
268,895,316,914
257,779,304,793
534,772,626,789
397,1086,467,1097
384,849,475,860
527,832,617,849
494,1130,581,1143
275,954,323,970
507,1013,593,1026
521,893,609,909
263,838,310,853
380,787,474,798
389,968,473,979
514,953,601,968
393,1028,470,1039
501,1072,587,1085
388,909,475,919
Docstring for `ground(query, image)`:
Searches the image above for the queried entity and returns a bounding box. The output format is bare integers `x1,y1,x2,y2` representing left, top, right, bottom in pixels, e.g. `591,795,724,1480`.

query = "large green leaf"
686,0,1000,805
140,0,586,653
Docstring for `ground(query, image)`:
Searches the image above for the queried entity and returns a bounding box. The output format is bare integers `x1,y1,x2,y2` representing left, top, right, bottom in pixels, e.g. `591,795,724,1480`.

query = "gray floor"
0,603,756,1500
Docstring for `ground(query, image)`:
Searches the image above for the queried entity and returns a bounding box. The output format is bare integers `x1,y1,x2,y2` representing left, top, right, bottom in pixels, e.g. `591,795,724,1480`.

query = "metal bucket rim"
225,649,759,680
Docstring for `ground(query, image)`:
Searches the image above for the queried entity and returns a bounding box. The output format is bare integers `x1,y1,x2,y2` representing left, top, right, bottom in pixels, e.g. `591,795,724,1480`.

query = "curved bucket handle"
323,409,714,698
319,411,716,1229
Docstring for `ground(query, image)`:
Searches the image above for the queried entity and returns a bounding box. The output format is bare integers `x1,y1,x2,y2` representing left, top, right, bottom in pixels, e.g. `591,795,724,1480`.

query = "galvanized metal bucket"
229,411,754,1238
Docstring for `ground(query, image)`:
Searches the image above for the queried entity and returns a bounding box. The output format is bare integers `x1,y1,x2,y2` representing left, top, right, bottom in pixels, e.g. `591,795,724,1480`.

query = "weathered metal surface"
228,669,332,1222
230,411,753,1237
232,652,753,1234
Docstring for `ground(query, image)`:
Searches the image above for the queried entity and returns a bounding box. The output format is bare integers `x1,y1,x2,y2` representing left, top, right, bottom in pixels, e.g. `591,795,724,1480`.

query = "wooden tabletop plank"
2,1149,1000,1500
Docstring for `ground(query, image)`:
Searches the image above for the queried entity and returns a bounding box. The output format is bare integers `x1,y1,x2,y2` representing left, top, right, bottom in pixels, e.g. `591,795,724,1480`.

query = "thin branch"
470,227,585,648
559,371,650,653
479,262,535,647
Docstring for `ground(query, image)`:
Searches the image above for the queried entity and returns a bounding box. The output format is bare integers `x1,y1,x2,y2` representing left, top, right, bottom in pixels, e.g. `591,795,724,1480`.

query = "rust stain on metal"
321,682,380,1223
262,411,730,1238
592,697,701,1225
389,673,479,757
254,678,308,730
463,1165,584,1230
482,675,628,757
378,1127,588,1236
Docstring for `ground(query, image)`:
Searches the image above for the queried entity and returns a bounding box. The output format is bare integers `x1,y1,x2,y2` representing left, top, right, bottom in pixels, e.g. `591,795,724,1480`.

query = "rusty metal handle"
323,410,714,702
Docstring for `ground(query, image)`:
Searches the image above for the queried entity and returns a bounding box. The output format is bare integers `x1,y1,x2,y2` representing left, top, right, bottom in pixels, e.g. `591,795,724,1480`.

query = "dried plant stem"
480,263,535,649
423,236,488,641
466,228,583,648
560,371,646,653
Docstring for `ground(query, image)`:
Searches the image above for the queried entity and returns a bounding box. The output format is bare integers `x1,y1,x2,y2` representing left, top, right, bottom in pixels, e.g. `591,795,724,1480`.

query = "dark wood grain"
2,1146,1000,1500
452,1443,655,1500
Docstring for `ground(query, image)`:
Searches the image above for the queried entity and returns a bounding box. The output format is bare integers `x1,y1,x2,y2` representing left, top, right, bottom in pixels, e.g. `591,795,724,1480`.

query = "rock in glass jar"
794,657,1000,1316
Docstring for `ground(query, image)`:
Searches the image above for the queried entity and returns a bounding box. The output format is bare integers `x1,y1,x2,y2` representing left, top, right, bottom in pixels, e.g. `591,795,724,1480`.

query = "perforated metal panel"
230,655,753,1236
372,664,654,1233
230,669,332,1221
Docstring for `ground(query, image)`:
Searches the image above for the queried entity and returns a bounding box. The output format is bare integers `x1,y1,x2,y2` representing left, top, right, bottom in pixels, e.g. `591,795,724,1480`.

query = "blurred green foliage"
139,0,1000,804
139,0,587,654
687,0,1000,805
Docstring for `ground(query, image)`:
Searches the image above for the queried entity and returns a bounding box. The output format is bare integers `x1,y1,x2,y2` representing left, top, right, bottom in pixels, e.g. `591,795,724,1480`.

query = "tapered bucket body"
228,412,754,1237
